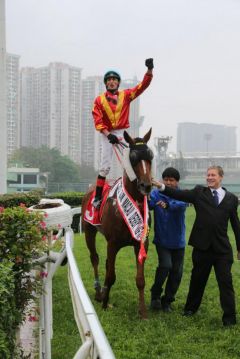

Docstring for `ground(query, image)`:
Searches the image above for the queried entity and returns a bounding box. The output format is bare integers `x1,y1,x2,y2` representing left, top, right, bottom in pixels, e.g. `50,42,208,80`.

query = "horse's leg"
84,224,102,302
102,241,120,309
134,241,149,319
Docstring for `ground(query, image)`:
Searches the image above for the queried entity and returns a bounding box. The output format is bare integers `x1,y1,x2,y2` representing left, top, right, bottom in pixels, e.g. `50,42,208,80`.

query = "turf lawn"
52,206,240,359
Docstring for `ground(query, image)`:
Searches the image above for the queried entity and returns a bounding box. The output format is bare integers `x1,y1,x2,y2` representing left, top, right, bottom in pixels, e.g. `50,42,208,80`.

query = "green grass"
52,207,240,358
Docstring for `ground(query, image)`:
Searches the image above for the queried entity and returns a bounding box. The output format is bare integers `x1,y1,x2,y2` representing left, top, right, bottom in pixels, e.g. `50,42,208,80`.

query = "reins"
112,142,148,264
113,141,127,170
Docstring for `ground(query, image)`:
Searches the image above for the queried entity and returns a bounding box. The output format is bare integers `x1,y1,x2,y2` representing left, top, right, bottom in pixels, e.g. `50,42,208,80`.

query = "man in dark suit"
153,165,240,326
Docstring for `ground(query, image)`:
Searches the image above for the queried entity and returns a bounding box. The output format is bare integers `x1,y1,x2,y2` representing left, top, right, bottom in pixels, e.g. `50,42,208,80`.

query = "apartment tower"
20,62,82,163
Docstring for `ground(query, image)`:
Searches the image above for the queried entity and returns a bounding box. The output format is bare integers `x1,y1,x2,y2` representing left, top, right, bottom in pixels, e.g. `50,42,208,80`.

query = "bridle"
113,140,154,195
129,142,154,167
128,142,154,195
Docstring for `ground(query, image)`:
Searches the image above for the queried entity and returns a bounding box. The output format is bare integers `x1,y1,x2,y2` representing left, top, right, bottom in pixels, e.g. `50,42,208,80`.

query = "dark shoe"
92,198,101,209
162,303,172,313
223,319,236,327
183,310,196,317
150,299,161,311
161,297,172,313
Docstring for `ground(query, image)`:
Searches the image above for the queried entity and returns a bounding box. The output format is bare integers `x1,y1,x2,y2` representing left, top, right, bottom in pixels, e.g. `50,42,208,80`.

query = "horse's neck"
123,175,143,203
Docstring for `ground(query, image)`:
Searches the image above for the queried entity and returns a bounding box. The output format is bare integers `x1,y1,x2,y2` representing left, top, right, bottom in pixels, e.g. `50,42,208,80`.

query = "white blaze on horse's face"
141,160,147,175
135,159,152,195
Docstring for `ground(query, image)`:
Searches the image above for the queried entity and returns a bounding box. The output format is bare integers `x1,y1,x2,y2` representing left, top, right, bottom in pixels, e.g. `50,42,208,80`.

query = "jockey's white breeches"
99,129,124,177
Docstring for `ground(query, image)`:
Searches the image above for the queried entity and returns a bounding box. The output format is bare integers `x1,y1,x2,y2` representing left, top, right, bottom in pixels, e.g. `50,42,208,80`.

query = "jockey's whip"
113,142,127,169
113,141,137,182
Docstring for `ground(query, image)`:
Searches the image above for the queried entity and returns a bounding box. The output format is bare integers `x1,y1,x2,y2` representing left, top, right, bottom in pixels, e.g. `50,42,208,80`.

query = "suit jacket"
163,185,240,254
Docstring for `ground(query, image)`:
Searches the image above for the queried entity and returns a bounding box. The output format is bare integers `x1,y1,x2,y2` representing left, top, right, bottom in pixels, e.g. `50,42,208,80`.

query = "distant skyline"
6,0,240,152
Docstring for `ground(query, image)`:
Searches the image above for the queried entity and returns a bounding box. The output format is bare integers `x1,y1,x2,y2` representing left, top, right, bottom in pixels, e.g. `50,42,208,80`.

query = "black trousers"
185,247,236,323
151,245,185,304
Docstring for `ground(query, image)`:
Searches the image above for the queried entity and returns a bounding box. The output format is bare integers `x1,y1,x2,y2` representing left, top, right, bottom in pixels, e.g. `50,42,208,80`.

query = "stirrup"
92,198,102,209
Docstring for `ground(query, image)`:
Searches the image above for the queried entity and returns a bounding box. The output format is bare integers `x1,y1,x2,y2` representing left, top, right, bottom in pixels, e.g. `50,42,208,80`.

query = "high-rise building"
177,122,237,156
81,76,104,170
80,76,144,179
0,0,7,193
6,53,20,158
20,62,82,163
121,77,143,137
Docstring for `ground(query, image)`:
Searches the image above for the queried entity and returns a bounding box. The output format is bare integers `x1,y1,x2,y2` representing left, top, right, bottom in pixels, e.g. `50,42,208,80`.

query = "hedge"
0,191,85,208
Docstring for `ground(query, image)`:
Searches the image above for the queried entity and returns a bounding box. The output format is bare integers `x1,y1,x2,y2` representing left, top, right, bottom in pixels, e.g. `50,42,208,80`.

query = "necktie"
213,190,219,206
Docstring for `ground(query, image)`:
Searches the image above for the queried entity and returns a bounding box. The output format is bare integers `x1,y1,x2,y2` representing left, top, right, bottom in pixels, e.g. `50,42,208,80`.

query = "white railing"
38,208,115,359
66,229,115,359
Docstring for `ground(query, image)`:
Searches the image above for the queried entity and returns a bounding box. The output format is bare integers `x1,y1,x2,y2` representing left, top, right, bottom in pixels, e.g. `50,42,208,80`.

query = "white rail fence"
32,204,115,359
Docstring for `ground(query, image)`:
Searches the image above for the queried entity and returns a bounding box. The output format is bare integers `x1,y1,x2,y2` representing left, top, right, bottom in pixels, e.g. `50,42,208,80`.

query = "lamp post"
154,136,172,178
204,133,212,155
0,0,7,194
42,172,50,194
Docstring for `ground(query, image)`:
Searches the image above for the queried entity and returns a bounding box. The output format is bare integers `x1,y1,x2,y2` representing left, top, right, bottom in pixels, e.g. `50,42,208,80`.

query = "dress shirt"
210,187,225,204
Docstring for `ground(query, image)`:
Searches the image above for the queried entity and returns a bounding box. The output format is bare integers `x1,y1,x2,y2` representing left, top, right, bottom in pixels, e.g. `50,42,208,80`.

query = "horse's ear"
143,128,152,143
123,130,134,145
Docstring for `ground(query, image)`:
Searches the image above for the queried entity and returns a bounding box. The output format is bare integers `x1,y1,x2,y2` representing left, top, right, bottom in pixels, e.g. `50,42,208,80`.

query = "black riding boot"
93,175,105,209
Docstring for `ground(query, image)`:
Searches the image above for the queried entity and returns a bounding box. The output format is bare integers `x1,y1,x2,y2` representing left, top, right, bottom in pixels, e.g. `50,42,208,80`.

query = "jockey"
92,58,154,209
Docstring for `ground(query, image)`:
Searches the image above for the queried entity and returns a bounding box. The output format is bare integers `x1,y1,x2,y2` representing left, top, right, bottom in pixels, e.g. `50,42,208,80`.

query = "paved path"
19,309,38,358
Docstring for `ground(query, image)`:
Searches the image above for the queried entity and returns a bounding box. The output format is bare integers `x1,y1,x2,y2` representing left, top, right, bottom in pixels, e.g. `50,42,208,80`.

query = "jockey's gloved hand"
107,133,119,144
145,58,154,70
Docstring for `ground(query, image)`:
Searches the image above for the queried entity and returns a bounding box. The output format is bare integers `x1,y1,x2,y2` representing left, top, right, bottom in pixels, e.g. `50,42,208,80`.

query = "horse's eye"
129,151,139,166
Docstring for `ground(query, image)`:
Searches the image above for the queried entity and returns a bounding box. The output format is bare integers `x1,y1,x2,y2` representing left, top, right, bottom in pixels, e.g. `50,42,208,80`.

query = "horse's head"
123,128,153,195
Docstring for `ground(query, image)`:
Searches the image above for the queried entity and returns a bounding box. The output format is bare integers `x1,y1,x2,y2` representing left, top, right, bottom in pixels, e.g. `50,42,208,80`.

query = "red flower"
40,221,46,228
40,271,48,278
29,315,38,322
0,206,4,213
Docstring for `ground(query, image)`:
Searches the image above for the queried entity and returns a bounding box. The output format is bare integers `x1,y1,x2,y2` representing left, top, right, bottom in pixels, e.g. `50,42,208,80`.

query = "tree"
10,146,81,183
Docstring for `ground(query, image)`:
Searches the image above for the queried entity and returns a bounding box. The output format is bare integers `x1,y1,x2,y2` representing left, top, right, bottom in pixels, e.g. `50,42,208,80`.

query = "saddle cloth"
83,178,146,242
84,183,111,225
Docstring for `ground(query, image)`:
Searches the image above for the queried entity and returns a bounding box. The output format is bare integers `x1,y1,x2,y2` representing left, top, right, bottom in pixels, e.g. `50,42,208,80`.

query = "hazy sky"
6,0,240,151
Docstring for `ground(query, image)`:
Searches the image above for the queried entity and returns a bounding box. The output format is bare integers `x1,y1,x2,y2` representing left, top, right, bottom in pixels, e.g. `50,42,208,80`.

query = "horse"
81,128,153,319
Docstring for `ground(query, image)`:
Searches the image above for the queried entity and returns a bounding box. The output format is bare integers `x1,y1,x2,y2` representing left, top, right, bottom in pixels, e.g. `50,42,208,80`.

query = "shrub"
0,204,48,357
0,205,48,311
45,191,85,206
0,192,41,208
0,261,17,358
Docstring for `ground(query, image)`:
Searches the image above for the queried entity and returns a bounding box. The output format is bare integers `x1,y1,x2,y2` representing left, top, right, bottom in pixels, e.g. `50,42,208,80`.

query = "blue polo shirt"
148,188,187,249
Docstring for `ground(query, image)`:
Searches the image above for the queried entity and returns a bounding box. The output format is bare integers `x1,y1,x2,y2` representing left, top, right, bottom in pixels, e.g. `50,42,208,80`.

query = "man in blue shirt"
149,167,187,312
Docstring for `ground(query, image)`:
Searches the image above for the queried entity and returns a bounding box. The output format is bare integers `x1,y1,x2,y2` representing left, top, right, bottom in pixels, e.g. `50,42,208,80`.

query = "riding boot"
93,175,105,209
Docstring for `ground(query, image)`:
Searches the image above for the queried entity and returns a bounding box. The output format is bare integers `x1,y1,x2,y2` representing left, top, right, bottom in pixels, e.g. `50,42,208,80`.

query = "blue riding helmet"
104,70,121,84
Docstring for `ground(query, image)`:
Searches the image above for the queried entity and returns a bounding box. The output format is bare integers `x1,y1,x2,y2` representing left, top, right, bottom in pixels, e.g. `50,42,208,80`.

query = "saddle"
84,182,111,225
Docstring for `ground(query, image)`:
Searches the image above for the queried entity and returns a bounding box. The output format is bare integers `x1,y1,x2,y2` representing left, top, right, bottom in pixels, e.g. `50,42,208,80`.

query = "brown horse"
81,129,153,318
